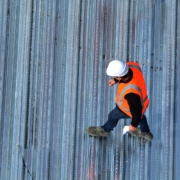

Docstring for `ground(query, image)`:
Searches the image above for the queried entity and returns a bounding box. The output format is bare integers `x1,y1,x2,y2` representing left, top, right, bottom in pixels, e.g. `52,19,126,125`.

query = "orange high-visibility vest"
116,62,149,117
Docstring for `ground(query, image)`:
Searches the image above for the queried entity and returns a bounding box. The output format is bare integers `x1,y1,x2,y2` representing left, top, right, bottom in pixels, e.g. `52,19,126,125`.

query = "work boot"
129,127,142,137
140,132,153,141
86,126,110,137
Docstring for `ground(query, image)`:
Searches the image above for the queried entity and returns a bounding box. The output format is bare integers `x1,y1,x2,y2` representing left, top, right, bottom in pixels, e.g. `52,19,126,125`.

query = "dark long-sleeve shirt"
125,93,142,127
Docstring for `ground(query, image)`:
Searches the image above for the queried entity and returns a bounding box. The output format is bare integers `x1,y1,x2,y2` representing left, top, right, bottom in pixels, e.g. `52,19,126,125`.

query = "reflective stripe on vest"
120,106,131,112
117,84,148,112
117,84,142,106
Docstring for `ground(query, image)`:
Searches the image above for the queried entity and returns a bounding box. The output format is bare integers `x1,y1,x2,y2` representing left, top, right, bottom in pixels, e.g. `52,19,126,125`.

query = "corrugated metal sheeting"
0,0,179,179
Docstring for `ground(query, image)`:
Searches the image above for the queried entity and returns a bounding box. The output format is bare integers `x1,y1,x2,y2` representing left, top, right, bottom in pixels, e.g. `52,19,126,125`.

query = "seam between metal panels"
63,0,77,179
89,1,100,179
148,7,155,175
156,3,165,180
25,0,34,150
120,138,125,180
171,0,179,179
56,0,68,179
27,7,40,175
135,0,140,63
164,1,176,179
22,0,34,179
140,2,149,179
49,0,57,179
37,1,46,179
0,0,9,178
41,1,53,176
113,0,117,59
103,3,112,180
165,2,170,177
118,1,124,58
120,1,131,178
126,0,131,62
2,2,11,179
174,2,180,180
10,0,20,178
83,1,93,180
140,139,144,180
52,1,58,179
47,0,57,179
72,0,82,179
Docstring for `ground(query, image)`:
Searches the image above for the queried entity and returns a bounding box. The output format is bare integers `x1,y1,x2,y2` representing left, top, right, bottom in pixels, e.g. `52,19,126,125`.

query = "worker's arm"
125,93,142,129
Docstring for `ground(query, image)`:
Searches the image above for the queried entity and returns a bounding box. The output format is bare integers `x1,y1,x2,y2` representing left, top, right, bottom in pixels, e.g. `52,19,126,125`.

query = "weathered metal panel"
0,0,179,179
174,1,180,180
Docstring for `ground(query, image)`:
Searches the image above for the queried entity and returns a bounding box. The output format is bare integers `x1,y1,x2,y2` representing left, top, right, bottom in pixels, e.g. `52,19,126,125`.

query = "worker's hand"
108,79,116,86
129,125,137,132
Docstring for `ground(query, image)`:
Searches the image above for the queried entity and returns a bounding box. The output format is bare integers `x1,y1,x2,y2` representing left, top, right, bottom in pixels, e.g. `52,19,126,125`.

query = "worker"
86,60,153,140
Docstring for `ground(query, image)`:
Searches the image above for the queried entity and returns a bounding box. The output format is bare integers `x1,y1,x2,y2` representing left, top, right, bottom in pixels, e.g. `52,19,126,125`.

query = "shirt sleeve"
124,93,142,127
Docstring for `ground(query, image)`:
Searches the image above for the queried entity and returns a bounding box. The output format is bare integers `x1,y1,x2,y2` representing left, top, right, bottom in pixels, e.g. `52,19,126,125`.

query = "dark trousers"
102,106,150,133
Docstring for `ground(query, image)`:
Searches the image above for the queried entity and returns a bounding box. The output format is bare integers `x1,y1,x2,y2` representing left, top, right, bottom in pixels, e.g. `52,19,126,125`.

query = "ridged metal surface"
0,0,179,179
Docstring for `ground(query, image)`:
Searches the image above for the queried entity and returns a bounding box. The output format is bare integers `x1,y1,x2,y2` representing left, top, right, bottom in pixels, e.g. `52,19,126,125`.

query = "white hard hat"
106,60,129,77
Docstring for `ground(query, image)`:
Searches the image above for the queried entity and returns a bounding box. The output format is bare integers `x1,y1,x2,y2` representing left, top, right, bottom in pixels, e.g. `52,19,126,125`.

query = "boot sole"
87,132,99,137
87,132,109,137
86,129,109,137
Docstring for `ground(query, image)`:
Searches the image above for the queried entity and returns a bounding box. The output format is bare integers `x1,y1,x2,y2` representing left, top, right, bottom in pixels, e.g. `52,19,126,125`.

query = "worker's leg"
86,106,129,137
139,115,150,133
102,106,129,132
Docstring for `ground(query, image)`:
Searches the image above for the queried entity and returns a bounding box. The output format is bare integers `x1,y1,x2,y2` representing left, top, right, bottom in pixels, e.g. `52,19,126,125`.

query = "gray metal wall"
0,0,179,179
